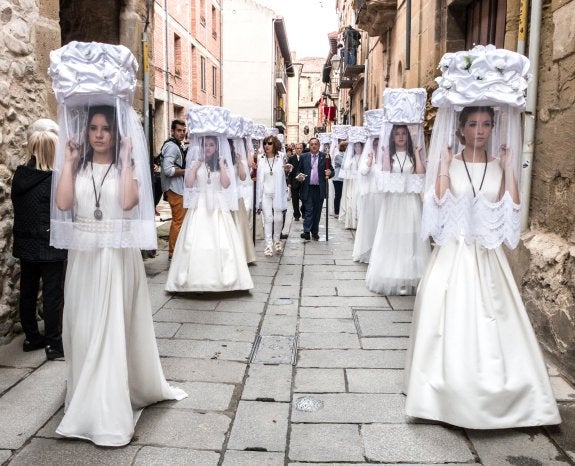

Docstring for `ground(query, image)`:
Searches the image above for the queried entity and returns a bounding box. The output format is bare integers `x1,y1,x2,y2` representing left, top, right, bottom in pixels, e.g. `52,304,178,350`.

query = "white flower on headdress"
438,54,454,71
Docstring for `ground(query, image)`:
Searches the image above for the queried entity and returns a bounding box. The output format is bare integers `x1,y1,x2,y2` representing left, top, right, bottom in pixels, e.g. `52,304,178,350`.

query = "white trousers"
262,194,283,247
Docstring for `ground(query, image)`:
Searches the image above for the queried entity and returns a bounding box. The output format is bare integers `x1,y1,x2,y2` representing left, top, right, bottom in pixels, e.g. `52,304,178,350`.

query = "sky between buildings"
256,0,339,60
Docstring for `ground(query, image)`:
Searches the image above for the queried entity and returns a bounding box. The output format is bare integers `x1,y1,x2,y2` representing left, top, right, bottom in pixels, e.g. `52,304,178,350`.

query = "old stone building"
0,0,149,342
333,0,575,381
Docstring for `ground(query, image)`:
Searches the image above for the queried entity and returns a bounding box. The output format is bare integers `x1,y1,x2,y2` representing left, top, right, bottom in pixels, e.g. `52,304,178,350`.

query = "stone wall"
507,0,575,383
0,0,60,342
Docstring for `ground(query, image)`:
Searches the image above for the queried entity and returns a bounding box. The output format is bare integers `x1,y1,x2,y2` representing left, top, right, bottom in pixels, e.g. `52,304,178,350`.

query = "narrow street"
0,210,574,465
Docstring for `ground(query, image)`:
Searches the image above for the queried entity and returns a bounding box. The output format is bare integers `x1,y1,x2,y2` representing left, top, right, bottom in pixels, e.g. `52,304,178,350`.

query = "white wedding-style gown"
166,167,254,292
57,164,187,446
365,155,430,294
405,158,561,428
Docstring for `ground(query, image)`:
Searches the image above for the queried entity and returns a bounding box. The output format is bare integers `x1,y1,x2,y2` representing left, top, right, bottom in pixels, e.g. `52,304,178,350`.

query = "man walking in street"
287,142,305,221
160,119,187,260
296,137,333,241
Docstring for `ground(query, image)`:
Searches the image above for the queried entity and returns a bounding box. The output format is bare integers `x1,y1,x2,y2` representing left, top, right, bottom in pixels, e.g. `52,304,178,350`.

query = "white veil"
421,45,530,249
358,109,384,197
227,114,253,206
184,106,238,212
330,125,350,158
48,41,156,251
318,132,332,154
340,126,368,179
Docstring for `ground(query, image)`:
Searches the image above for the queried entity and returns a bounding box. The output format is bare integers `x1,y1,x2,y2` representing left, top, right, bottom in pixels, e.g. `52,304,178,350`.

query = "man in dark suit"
287,142,305,221
295,137,334,240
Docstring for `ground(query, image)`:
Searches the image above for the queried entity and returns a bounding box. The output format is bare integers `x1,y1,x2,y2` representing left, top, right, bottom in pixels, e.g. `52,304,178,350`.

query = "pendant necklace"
91,161,114,220
266,155,275,176
396,152,408,173
461,149,488,197
205,162,212,184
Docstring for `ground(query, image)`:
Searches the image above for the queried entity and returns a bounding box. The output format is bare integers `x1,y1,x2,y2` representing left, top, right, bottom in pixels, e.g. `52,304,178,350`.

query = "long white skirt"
166,206,254,292
404,238,561,429
352,192,384,263
232,199,256,264
57,248,187,446
339,177,359,229
365,193,430,295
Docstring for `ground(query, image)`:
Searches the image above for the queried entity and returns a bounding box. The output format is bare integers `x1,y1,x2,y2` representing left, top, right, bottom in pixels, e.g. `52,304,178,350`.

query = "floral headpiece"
432,45,531,108
383,88,427,124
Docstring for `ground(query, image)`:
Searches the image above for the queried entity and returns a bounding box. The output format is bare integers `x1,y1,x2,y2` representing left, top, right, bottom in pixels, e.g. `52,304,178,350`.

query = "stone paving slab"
234,292,271,302
288,464,471,466
387,295,416,310
135,409,230,449
301,296,389,307
298,333,361,349
251,274,274,285
301,287,337,297
153,322,181,338
298,349,406,369
291,393,406,423
0,361,66,449
242,364,292,402
294,368,346,393
0,335,47,369
134,446,219,465
175,323,257,342
260,314,298,335
266,303,299,316
354,310,412,337
158,381,234,411
336,285,379,297
227,401,290,452
546,404,575,462
362,424,474,463
157,339,252,361
303,257,336,265
222,451,285,466
154,309,261,326
215,300,265,313
0,451,11,464
9,438,139,465
360,337,410,350
270,286,301,299
147,283,173,310
299,307,352,319
347,368,404,393
468,428,572,465
298,318,357,334
0,367,32,394
161,357,247,383
162,298,219,310
289,424,364,462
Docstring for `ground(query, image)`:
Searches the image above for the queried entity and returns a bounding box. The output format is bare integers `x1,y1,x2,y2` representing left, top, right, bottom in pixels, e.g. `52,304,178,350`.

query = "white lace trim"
421,190,521,249
378,172,425,193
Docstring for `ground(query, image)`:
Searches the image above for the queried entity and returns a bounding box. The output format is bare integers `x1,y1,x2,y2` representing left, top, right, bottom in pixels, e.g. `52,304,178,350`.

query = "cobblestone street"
1,211,574,465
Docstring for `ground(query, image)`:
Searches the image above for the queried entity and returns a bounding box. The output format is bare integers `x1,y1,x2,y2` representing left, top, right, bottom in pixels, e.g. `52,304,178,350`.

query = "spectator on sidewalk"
287,142,306,221
160,119,187,260
11,123,67,360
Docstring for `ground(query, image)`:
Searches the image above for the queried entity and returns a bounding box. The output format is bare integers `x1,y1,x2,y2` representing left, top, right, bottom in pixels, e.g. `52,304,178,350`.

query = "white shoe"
264,246,273,257
274,241,283,254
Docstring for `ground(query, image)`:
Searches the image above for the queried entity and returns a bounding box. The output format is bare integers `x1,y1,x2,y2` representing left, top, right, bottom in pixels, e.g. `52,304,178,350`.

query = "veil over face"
422,45,530,249
184,106,238,212
48,42,156,251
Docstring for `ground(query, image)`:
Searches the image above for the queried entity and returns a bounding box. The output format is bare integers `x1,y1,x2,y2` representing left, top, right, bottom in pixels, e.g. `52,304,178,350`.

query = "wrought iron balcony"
275,106,286,127
275,68,287,95
354,0,398,37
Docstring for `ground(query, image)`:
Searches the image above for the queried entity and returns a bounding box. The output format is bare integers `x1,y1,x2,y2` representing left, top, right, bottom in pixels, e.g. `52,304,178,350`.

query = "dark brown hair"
263,135,282,154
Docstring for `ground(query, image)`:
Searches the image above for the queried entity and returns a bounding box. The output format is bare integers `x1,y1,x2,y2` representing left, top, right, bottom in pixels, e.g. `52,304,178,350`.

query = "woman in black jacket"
11,127,67,359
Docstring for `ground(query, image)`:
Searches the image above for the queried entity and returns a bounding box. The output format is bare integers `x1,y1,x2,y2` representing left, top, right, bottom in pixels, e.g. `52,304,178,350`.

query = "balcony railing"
275,106,286,126
275,67,287,95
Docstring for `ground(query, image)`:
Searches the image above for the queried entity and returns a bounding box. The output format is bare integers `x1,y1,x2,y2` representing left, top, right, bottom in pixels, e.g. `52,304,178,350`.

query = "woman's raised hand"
499,145,513,172
366,152,374,167
119,136,133,164
65,139,80,163
440,144,453,171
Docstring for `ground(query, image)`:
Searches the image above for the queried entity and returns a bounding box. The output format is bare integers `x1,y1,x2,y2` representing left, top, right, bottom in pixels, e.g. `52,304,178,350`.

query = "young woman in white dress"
352,109,385,263
53,105,187,446
339,129,366,229
405,46,560,429
228,130,256,264
166,123,254,292
255,135,288,256
365,124,430,294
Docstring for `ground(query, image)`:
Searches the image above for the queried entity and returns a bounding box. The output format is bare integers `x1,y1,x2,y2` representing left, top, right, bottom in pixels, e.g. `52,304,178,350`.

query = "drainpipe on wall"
142,0,151,153
519,0,542,231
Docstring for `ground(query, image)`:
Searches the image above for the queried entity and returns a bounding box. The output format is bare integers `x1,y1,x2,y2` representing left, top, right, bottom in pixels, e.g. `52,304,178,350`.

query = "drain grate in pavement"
250,335,298,365
294,396,324,412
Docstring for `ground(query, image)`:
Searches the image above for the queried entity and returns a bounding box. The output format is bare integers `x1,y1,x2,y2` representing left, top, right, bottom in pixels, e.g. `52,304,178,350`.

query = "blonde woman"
11,126,67,360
